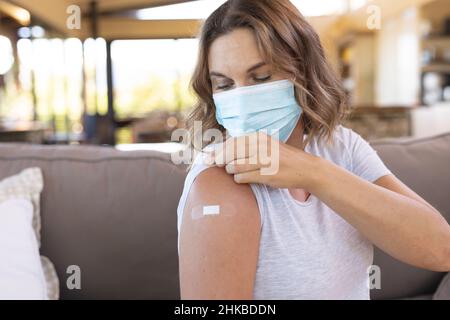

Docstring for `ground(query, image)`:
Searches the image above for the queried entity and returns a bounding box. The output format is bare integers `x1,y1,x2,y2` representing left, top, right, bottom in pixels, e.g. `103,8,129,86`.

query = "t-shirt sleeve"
345,128,392,182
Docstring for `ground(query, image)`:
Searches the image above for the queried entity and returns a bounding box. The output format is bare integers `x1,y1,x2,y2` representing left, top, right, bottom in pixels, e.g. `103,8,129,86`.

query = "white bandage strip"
203,205,220,216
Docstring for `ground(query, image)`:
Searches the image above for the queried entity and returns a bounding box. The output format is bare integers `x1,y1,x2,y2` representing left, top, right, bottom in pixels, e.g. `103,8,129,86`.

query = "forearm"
308,158,450,271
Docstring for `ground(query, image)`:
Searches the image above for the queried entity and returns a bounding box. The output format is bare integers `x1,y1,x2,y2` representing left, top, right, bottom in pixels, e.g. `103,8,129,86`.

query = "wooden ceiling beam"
95,17,202,40
7,0,85,37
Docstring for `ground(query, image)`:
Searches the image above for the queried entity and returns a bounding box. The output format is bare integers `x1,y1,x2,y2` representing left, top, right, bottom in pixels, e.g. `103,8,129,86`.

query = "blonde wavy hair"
187,0,349,150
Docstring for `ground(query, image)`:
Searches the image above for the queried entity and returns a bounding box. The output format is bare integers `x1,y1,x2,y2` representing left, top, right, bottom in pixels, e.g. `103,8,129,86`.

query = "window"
111,39,199,118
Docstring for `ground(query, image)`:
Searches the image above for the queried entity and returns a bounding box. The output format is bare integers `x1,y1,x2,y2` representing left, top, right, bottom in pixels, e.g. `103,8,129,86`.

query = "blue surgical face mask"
213,79,302,142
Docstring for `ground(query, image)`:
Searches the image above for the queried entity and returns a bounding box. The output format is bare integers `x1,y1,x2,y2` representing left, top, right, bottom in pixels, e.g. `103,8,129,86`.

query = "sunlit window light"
31,26,45,38
18,26,31,38
136,0,227,20
136,0,364,20
18,26,46,38
350,0,369,11
290,0,348,16
0,35,14,75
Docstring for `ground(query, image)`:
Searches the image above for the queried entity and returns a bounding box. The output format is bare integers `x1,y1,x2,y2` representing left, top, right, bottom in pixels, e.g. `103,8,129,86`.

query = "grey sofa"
0,132,449,300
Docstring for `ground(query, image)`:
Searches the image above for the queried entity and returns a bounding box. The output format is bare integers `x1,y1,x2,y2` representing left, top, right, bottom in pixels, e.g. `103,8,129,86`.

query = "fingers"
207,135,245,166
225,157,261,174
208,132,273,167
234,170,269,184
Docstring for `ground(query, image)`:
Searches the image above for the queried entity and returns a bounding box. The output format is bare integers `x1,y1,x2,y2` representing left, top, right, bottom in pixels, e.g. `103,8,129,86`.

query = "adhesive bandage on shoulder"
190,204,236,220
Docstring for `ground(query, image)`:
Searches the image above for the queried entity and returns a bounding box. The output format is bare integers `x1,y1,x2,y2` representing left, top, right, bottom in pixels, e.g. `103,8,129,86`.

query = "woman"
177,0,450,299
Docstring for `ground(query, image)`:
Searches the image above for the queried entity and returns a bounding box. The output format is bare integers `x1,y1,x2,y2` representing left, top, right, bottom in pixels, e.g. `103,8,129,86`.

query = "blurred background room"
0,0,450,150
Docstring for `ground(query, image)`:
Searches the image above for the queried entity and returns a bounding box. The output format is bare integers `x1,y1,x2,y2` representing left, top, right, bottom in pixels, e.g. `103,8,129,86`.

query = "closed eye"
216,83,234,91
254,75,272,82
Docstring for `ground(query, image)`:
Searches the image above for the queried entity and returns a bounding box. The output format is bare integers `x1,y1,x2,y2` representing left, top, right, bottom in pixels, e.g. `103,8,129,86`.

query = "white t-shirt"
177,126,392,300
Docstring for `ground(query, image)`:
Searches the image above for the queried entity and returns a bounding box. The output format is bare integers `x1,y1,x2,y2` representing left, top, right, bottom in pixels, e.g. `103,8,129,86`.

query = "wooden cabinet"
338,32,376,107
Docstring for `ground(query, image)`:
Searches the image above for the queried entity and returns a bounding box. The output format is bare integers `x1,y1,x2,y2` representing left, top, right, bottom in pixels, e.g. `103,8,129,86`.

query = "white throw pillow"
0,168,59,300
0,168,43,244
0,198,47,299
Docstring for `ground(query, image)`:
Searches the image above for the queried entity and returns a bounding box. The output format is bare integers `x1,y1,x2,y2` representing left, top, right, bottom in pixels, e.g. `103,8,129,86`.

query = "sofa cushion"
1,131,449,300
0,144,188,299
433,273,450,300
371,133,450,300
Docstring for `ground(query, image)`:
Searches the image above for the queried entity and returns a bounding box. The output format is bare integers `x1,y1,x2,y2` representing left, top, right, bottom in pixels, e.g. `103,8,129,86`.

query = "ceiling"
4,0,202,39
0,0,440,40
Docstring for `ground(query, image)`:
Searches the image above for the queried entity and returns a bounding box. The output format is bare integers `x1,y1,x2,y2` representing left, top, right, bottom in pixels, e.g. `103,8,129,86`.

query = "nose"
233,79,254,89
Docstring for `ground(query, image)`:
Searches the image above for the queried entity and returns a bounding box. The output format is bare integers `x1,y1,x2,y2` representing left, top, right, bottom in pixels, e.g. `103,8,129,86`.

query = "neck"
286,121,305,150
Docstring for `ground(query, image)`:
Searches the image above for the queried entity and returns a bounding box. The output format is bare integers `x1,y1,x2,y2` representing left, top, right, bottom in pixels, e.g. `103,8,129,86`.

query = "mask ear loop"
289,76,307,145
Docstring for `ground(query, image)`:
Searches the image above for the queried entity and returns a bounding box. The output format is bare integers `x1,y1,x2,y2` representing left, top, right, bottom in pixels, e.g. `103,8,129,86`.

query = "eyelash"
216,75,272,90
217,84,232,90
255,75,272,82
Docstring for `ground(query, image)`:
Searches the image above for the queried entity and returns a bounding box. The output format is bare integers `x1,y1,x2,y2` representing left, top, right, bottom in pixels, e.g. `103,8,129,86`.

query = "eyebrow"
209,61,267,78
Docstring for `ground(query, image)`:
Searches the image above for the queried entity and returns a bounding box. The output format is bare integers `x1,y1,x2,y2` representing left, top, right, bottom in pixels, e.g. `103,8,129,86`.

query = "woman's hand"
205,132,323,189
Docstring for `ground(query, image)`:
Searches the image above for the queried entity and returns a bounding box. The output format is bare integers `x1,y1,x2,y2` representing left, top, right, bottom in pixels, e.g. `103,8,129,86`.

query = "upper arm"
179,166,261,300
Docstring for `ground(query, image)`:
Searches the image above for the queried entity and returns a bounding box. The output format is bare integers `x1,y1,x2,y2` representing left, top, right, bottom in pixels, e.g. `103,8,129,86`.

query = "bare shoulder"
185,166,260,217
179,166,261,299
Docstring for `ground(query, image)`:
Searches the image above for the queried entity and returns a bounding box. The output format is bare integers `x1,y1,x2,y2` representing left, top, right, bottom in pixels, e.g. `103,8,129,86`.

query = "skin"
179,28,450,299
